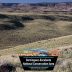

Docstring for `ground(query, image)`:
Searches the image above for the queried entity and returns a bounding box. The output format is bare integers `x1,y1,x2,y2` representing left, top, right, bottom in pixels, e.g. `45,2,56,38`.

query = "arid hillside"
0,13,72,49
0,2,72,72
0,35,72,72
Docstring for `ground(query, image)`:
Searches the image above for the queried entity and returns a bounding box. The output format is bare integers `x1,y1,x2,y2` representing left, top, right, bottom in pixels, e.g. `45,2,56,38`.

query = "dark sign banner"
19,56,58,71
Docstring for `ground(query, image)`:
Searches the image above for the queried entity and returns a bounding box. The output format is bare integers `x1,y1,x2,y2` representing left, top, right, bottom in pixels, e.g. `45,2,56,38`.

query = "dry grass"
0,34,72,72
0,35,72,55
0,13,72,50
0,11,72,72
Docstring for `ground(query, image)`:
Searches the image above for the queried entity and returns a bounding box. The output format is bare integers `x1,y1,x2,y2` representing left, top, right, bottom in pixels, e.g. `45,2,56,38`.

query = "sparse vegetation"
0,14,8,19
0,2,72,72
0,12,72,72
0,16,24,30
22,16,34,21
0,13,72,49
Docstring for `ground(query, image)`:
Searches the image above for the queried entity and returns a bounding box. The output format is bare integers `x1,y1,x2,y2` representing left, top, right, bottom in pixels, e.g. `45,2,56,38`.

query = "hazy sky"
0,0,72,3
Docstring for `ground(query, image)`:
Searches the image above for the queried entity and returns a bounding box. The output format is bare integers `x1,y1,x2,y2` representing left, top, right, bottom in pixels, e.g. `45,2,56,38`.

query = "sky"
0,0,72,3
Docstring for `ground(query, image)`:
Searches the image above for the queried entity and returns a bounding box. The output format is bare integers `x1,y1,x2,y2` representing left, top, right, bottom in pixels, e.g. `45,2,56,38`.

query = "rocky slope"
0,2,72,13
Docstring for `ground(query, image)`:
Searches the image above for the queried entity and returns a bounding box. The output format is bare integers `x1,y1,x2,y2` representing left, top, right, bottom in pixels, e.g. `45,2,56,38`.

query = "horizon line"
0,1,72,4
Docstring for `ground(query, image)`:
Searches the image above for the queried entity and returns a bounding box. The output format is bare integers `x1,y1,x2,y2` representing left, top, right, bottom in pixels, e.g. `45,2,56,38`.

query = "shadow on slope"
0,20,24,30
0,14,8,19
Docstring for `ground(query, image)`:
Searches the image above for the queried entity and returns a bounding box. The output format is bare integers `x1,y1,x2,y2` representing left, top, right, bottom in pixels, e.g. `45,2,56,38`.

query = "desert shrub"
0,14,8,19
42,16,56,21
58,16,72,21
0,24,15,30
60,48,72,58
0,63,16,72
22,16,34,21
10,20,24,27
0,20,24,30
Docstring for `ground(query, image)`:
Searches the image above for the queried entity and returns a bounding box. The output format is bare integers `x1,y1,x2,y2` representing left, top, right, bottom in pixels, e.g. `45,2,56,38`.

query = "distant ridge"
0,2,72,13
